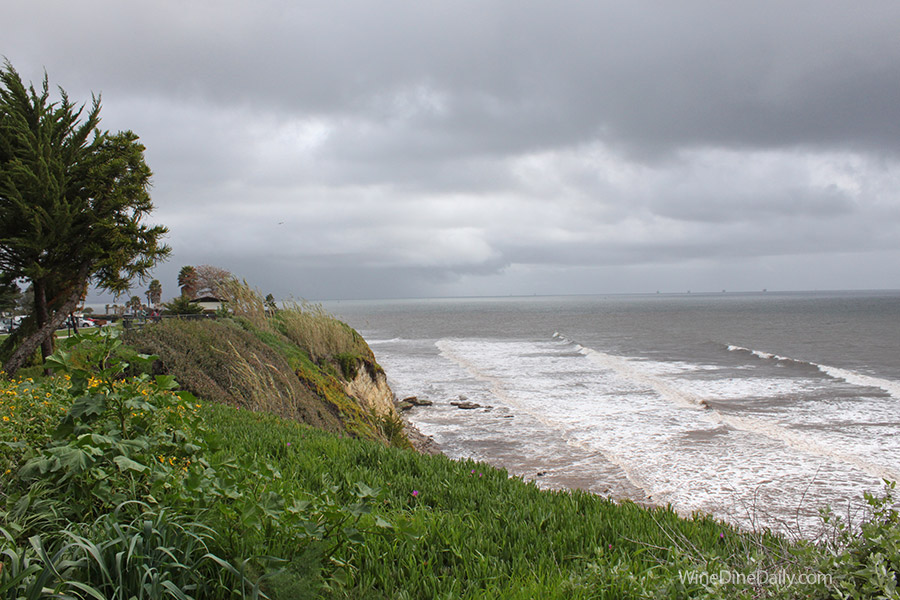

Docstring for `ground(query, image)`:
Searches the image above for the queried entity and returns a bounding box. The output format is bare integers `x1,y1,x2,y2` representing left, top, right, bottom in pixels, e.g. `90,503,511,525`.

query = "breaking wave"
728,344,900,400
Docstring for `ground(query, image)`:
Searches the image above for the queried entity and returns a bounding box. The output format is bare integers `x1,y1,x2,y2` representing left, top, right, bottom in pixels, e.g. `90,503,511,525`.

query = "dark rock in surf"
451,401,482,410
403,396,433,407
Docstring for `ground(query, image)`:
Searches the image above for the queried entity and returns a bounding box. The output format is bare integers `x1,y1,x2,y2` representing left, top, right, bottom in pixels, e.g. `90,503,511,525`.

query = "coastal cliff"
343,363,395,417
123,307,411,448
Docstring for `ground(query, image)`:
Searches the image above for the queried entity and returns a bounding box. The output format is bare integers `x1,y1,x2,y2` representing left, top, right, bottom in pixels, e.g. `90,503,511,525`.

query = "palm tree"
177,266,198,299
147,279,162,306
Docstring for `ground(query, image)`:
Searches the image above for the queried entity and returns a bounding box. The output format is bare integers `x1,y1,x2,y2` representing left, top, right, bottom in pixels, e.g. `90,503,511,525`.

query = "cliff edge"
124,306,411,449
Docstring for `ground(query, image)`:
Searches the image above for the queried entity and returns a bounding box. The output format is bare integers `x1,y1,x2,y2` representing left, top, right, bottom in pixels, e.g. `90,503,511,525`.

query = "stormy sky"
6,1,900,300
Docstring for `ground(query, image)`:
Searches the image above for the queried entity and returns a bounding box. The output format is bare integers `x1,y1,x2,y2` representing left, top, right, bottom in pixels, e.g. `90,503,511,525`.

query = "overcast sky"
7,1,900,300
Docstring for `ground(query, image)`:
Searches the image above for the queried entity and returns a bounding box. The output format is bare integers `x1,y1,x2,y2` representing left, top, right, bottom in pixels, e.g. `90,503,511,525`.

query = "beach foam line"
816,364,900,400
727,344,900,400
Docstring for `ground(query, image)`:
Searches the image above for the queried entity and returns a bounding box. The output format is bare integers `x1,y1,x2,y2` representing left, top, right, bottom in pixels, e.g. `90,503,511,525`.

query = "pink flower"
412,490,419,497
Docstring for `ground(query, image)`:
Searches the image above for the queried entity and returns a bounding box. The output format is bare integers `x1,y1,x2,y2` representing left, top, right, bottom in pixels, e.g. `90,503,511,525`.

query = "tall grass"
274,302,372,366
124,318,345,433
216,279,270,330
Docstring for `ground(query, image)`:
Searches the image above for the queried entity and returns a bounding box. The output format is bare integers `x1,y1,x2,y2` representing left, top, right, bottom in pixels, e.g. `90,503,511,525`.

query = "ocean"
325,291,900,536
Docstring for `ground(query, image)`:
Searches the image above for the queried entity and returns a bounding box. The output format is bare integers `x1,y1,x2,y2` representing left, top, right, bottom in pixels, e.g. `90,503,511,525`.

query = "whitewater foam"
377,334,898,533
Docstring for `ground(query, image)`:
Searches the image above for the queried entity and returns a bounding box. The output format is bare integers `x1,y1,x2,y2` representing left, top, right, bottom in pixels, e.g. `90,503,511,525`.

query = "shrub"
13,328,208,524
2,331,395,598
816,481,900,599
161,296,203,315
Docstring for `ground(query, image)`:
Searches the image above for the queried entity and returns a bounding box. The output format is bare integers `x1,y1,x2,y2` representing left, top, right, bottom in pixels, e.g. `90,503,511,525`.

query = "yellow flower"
2,416,8,422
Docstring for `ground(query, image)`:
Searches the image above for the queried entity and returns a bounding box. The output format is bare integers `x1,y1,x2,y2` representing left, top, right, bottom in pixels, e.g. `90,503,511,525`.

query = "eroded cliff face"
343,365,396,417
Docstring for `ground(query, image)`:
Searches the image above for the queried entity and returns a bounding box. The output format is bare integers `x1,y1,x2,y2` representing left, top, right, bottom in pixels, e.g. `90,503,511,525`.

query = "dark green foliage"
161,295,204,315
14,328,208,522
0,60,169,375
811,482,900,599
177,265,199,299
0,273,18,314
333,352,361,381
147,279,162,306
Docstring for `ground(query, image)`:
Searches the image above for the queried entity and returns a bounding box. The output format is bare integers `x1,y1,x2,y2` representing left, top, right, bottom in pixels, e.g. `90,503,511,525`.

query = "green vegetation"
0,277,19,314
161,295,204,316
3,57,896,600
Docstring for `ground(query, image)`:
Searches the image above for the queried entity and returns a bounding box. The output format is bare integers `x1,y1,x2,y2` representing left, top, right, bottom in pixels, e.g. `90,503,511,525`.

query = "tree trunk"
33,279,55,361
2,264,91,377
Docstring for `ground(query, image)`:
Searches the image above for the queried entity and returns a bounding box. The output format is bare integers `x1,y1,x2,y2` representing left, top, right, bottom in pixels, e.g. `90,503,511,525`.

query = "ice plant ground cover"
0,327,898,598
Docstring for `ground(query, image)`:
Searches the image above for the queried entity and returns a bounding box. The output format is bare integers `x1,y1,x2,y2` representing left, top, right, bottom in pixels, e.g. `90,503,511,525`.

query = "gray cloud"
5,0,900,300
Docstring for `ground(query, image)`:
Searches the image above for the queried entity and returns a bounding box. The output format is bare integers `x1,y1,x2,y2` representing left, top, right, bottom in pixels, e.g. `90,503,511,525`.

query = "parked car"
65,317,96,329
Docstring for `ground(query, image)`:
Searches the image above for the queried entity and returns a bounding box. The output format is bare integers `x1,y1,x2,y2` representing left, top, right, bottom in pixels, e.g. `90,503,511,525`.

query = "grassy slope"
203,402,812,599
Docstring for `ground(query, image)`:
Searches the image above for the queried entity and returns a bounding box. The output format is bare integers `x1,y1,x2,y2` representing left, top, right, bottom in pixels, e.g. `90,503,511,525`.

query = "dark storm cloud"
12,1,900,156
5,0,900,298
